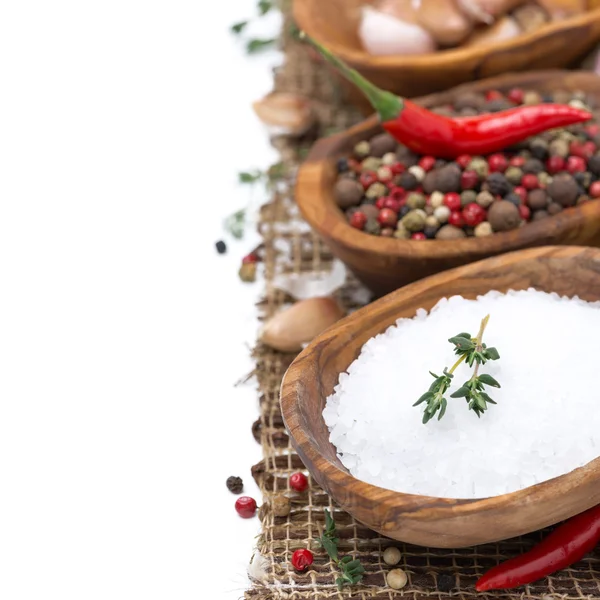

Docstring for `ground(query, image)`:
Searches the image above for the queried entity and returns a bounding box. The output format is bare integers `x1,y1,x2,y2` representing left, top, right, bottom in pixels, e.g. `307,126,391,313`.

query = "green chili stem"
298,31,402,121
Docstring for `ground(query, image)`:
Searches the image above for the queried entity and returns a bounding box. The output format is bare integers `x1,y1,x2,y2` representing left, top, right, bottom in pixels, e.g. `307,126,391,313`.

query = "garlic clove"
512,3,550,32
416,0,474,46
537,0,585,20
465,15,522,46
252,92,315,137
259,297,346,353
456,0,527,23
358,5,436,56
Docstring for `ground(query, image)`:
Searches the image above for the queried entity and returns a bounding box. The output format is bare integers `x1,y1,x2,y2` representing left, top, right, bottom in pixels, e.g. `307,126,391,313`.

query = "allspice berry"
369,133,396,158
387,568,408,590
226,476,244,494
527,189,548,211
547,173,579,207
358,203,379,220
488,200,521,232
383,547,402,566
532,209,549,221
334,179,363,209
436,165,462,193
435,224,466,240
548,202,563,215
271,494,291,517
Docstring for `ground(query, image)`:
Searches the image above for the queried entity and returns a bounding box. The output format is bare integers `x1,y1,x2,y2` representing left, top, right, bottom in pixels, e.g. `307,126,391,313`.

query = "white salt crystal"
323,289,600,499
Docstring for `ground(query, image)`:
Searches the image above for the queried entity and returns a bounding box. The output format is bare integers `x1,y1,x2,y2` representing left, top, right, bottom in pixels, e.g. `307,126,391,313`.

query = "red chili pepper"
301,34,592,159
476,504,600,591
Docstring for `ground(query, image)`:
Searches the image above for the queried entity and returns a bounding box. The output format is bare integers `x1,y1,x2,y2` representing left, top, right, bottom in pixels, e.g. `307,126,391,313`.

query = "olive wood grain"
296,71,600,298
280,245,600,548
293,0,600,113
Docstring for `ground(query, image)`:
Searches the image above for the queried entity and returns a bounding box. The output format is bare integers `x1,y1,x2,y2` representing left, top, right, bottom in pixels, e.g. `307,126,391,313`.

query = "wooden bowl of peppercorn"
296,70,600,297
280,245,600,548
294,0,600,114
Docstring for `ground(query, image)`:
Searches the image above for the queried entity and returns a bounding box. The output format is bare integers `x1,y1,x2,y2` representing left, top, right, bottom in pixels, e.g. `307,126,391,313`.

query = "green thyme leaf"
258,0,273,15
238,170,263,184
224,209,246,239
246,38,276,54
414,391,434,406
484,347,500,360
478,374,500,388
450,386,470,399
448,336,475,351
230,20,249,34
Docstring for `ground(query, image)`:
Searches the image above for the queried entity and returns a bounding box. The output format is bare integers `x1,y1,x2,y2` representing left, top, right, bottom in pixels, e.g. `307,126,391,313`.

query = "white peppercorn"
383,546,401,566
387,568,408,590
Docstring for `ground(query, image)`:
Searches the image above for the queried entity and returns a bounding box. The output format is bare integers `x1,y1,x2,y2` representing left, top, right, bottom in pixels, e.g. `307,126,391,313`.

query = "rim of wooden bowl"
296,70,600,263
293,0,600,69
280,245,600,547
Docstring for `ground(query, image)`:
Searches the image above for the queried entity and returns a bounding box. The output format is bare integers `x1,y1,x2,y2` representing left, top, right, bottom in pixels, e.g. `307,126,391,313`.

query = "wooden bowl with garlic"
293,0,600,113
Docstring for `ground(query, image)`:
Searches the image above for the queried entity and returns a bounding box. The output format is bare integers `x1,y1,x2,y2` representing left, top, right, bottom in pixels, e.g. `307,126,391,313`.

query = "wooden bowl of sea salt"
280,245,600,548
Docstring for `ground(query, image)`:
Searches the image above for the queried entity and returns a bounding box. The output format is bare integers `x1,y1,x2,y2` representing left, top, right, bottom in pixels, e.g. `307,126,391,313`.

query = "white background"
0,1,281,598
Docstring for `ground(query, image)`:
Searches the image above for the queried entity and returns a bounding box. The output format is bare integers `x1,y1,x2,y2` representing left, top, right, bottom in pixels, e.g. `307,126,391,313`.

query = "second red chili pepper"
300,33,592,159
476,504,600,591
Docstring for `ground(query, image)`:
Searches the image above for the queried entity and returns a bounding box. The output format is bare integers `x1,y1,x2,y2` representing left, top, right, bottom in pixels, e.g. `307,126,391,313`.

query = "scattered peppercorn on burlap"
246,12,600,600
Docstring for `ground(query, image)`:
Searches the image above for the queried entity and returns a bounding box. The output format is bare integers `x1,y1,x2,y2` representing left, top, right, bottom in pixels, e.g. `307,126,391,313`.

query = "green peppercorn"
354,140,370,157
505,166,523,185
467,157,489,178
402,210,426,232
364,217,381,235
537,172,553,187
394,223,410,239
365,182,387,199
361,157,382,172
406,192,426,210
461,190,477,206
476,190,494,208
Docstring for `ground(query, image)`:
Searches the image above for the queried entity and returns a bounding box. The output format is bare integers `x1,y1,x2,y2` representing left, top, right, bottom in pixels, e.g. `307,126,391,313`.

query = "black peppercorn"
485,172,511,197
336,158,349,173
504,193,521,207
226,476,244,494
399,205,411,218
215,240,227,254
398,171,419,190
522,158,544,174
574,171,592,189
437,574,454,593
541,93,554,104
423,226,438,239
434,159,447,170
530,138,549,161
485,99,512,112
588,155,600,176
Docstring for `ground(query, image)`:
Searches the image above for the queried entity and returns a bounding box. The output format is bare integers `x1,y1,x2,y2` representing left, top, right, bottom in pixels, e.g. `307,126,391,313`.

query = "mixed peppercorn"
335,89,600,240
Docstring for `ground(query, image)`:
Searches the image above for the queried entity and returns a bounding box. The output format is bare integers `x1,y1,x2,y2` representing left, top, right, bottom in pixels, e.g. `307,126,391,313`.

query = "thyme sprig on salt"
318,510,365,590
414,315,501,424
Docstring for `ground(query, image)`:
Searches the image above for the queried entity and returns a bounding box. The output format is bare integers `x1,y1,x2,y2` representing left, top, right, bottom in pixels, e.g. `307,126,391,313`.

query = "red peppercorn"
546,155,565,175
375,197,386,209
383,197,401,212
389,186,406,202
462,203,486,226
349,211,367,229
415,185,424,194
488,153,508,173
521,174,539,190
289,472,309,492
587,124,600,137
377,208,398,227
485,90,503,101
456,154,472,169
411,232,426,240
418,156,436,172
291,549,314,572
448,211,465,227
443,192,462,211
390,162,405,176
359,171,378,189
235,496,257,518
242,253,258,264
567,155,587,174
507,88,524,104
519,204,531,220
460,170,479,189
509,156,526,168
570,141,596,160
513,186,527,203
590,181,600,198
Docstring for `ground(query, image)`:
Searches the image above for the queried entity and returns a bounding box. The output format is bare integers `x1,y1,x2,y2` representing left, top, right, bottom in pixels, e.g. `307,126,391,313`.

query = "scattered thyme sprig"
414,315,501,424
318,510,365,590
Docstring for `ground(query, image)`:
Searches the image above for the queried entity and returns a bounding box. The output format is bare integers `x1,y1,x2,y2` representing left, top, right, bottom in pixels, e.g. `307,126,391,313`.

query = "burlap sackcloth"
245,11,600,600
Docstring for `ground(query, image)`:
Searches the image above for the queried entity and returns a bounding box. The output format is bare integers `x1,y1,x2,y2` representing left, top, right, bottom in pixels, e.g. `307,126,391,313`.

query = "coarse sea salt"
323,289,600,499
